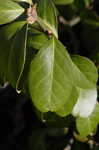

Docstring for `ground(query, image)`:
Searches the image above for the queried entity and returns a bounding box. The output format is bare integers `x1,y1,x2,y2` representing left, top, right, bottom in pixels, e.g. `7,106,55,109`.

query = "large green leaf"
28,37,98,113
76,103,99,137
0,22,27,91
28,37,73,112
37,0,58,38
0,0,25,25
54,0,74,5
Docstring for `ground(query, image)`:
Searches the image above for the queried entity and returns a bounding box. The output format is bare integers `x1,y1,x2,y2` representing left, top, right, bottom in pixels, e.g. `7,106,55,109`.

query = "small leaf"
0,0,25,25
72,87,97,118
76,103,99,136
54,0,74,5
37,0,58,38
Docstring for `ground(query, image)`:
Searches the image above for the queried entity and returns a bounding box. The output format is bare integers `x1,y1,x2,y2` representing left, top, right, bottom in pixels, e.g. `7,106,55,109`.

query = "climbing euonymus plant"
0,0,99,138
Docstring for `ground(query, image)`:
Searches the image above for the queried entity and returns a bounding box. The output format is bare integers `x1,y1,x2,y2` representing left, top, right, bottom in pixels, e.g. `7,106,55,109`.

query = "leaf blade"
0,0,25,25
37,0,58,38
76,103,99,136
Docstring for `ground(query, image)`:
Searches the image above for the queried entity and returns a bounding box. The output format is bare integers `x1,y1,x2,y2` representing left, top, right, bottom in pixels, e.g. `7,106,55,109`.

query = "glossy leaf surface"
0,0,25,25
28,37,98,113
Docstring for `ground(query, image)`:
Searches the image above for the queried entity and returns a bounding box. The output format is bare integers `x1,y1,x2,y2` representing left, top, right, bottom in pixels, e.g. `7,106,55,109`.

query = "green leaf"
28,28,49,50
71,55,98,118
54,0,74,5
28,37,98,113
37,0,58,38
72,87,97,118
56,55,98,117
2,21,26,40
13,0,33,5
71,55,98,84
76,103,99,137
28,37,73,112
56,87,78,117
0,22,27,91
0,0,25,25
8,24,28,92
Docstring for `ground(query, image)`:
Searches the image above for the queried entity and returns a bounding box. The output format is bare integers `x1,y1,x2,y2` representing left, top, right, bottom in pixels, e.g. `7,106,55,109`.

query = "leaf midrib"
49,37,55,110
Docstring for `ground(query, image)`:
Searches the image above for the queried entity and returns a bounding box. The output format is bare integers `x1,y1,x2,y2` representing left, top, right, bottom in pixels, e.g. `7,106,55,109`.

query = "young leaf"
0,0,25,25
54,0,74,5
72,87,97,118
37,0,58,38
76,103,99,137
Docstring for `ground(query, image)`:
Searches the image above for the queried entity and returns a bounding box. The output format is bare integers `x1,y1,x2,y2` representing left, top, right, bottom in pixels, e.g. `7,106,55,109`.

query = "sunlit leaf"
28,37,73,112
0,0,25,25
28,37,98,113
72,87,97,118
76,103,99,136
